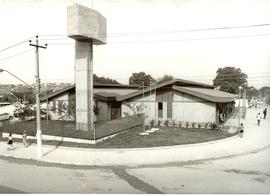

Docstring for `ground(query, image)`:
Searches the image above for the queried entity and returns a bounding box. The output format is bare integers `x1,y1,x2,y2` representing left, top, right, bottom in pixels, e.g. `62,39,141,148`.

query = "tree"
246,86,259,100
157,74,174,83
93,74,119,84
213,67,248,94
259,86,270,105
8,86,35,104
129,72,156,86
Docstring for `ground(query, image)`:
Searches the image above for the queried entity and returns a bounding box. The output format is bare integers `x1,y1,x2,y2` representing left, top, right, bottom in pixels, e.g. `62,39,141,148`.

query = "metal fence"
94,114,144,139
0,114,144,141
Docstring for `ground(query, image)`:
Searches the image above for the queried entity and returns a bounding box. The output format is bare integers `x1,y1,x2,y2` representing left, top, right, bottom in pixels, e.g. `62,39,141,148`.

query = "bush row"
150,119,218,130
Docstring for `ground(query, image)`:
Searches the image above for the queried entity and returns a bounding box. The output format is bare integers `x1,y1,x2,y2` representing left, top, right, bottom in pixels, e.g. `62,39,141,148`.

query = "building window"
158,102,163,118
167,102,172,118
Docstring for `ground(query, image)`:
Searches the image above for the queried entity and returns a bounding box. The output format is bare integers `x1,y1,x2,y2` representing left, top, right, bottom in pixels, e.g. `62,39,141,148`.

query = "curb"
1,132,240,152
1,142,270,168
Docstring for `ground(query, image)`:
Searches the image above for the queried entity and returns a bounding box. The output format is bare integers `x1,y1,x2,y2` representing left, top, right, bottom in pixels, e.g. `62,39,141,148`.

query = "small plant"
171,119,177,127
211,122,217,130
158,119,163,126
208,122,212,129
197,122,202,129
178,121,183,128
164,119,169,127
191,122,196,128
150,119,155,128
185,121,190,128
206,122,212,129
200,122,205,128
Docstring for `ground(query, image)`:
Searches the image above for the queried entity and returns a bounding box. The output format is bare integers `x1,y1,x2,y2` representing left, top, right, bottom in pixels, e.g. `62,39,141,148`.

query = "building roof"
116,79,214,101
173,86,238,103
40,79,234,103
40,83,139,102
40,85,75,101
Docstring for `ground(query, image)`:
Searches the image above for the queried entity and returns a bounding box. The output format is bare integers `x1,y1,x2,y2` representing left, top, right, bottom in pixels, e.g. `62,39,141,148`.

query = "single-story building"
117,79,237,124
40,83,138,122
41,79,238,125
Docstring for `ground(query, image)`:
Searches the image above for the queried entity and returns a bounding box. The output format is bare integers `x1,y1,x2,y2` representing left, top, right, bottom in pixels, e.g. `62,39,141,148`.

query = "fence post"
93,123,96,144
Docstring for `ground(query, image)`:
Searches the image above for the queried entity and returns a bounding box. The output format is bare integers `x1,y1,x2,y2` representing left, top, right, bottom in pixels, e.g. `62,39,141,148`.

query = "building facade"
42,79,237,126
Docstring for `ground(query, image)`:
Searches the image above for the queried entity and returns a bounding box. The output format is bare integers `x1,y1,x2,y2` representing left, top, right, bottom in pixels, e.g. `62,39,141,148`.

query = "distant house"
41,79,237,125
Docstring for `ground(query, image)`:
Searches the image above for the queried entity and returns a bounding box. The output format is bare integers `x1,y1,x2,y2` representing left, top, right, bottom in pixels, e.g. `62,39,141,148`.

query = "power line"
0,36,34,54
39,22,270,38
2,22,270,54
43,32,270,45
0,48,34,62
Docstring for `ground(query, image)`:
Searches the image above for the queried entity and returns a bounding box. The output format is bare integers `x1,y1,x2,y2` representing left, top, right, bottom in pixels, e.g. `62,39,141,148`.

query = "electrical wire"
39,22,270,38
42,32,270,46
0,36,34,54
0,48,34,62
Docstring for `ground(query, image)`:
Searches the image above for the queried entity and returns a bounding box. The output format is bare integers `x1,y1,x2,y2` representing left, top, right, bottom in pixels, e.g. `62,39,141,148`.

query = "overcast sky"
0,0,270,89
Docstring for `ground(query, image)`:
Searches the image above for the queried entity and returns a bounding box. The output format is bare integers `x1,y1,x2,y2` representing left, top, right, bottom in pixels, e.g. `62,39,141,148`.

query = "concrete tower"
67,4,106,131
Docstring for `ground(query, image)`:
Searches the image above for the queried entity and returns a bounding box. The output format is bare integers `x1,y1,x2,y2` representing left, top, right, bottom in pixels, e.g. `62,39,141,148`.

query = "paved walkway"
0,106,269,167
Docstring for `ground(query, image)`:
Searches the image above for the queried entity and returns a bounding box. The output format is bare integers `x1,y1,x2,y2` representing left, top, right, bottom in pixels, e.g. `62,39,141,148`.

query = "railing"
95,114,144,139
0,114,144,141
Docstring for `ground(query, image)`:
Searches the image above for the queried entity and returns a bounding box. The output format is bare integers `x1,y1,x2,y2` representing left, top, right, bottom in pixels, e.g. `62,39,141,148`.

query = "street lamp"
0,69,33,89
0,68,43,158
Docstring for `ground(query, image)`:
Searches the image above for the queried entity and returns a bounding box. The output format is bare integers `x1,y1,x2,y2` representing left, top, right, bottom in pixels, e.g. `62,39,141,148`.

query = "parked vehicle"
0,113,12,121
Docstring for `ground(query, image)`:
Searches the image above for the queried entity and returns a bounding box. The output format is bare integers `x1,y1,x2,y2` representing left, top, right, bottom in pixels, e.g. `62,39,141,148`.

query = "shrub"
200,122,205,128
178,121,183,128
185,121,190,128
171,119,177,127
164,119,169,127
211,122,217,130
150,119,155,128
158,119,163,126
208,122,212,129
191,122,196,128
198,122,202,129
207,122,213,129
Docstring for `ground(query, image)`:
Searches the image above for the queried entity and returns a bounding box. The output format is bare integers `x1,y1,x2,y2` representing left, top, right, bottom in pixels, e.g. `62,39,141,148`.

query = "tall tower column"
67,4,106,131
75,41,94,131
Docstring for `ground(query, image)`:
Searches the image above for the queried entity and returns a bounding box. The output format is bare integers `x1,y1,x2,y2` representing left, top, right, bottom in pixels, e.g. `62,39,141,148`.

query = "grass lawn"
1,120,91,139
0,120,237,149
0,119,141,140
94,126,238,148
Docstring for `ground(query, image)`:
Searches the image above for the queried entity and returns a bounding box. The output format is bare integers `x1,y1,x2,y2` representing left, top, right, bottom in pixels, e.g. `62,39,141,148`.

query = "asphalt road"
0,146,270,193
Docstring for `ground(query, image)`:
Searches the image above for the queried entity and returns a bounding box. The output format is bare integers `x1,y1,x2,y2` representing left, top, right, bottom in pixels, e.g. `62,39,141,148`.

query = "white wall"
122,90,217,124
173,91,216,122
97,101,110,122
121,92,156,123
48,94,69,109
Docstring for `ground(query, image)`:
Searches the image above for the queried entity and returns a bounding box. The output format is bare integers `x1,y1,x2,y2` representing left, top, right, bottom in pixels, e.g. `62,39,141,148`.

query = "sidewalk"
1,107,269,167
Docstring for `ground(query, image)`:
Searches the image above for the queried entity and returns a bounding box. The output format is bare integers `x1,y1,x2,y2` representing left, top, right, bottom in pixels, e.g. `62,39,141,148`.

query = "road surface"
0,145,270,193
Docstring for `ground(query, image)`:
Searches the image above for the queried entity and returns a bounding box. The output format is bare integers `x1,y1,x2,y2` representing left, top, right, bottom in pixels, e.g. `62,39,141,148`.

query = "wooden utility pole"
29,35,47,159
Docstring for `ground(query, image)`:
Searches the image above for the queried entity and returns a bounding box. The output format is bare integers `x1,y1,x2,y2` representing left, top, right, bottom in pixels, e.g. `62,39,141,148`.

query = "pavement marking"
112,167,163,194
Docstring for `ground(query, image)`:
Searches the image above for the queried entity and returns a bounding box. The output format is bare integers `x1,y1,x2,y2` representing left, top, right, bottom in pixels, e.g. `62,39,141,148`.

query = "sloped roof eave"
116,79,215,101
172,86,238,103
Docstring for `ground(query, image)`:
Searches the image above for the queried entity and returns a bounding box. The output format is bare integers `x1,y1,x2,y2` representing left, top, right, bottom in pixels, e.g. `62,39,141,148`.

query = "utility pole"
29,35,47,159
238,86,242,128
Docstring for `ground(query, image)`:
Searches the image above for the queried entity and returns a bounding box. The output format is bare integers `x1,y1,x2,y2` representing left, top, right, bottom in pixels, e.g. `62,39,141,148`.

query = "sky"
0,0,270,89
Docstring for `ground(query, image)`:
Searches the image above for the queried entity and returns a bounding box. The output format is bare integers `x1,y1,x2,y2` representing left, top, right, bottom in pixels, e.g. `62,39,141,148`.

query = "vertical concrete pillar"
75,41,94,131
67,4,106,131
